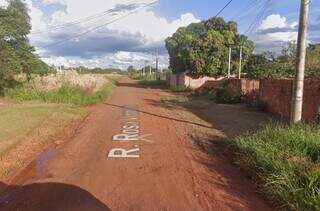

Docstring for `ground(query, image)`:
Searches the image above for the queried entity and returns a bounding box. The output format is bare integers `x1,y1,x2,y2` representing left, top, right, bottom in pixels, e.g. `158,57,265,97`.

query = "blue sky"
1,0,319,69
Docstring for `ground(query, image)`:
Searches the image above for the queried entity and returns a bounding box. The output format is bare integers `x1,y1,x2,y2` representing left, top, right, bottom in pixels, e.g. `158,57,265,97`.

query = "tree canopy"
165,17,254,77
0,0,48,93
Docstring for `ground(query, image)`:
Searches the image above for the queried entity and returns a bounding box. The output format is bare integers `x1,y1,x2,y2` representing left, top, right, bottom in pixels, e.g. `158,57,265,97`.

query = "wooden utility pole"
238,46,243,79
291,0,310,123
228,47,232,78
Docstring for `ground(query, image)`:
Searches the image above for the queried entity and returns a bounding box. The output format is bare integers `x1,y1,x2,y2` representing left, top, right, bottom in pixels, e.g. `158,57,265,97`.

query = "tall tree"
0,0,48,93
166,17,253,77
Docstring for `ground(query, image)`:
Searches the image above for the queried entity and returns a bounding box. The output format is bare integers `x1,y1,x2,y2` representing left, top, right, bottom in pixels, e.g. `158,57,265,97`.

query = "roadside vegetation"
6,75,117,106
231,123,320,211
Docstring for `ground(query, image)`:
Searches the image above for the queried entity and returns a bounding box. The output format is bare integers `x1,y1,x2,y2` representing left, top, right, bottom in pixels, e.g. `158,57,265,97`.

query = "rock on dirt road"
0,77,273,211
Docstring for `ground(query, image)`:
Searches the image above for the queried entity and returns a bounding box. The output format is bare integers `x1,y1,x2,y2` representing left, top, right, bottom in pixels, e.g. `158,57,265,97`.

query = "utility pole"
238,46,243,79
291,0,310,123
228,46,232,78
144,60,148,77
156,48,160,80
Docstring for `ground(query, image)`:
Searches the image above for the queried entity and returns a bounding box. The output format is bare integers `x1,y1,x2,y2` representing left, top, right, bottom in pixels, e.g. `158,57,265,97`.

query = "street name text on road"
108,105,151,158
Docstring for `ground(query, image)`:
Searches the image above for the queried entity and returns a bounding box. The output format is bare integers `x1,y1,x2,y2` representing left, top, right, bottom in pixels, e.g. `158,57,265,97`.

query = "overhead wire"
244,0,271,35
214,0,234,17
42,0,158,48
30,0,145,35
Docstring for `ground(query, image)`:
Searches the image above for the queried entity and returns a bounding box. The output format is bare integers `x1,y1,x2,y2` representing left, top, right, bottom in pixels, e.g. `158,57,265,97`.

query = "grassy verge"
6,79,117,106
0,104,86,156
0,104,87,178
231,123,320,210
0,75,118,180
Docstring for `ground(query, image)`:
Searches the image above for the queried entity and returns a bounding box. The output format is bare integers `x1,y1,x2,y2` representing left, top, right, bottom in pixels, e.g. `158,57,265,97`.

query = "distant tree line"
71,66,125,75
0,0,49,94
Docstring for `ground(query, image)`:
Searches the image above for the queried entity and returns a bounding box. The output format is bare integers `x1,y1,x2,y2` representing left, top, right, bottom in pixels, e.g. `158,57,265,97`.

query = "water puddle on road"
11,146,57,185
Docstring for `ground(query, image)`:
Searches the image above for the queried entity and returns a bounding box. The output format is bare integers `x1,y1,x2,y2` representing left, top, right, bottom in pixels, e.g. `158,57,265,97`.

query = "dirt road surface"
0,77,273,211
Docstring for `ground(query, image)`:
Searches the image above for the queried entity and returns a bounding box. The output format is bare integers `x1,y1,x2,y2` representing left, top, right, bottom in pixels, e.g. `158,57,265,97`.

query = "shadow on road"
0,182,110,211
103,102,214,129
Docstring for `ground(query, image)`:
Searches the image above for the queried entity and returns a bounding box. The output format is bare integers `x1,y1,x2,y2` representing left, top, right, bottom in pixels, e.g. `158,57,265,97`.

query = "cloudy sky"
0,0,320,69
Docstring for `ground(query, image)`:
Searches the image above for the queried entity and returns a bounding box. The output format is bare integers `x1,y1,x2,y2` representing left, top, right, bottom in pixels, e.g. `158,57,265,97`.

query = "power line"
231,0,264,23
244,0,271,35
30,0,144,35
215,0,234,17
42,1,158,48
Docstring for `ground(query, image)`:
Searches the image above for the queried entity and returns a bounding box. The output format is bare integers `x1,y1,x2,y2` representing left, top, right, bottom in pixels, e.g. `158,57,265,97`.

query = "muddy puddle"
10,146,57,185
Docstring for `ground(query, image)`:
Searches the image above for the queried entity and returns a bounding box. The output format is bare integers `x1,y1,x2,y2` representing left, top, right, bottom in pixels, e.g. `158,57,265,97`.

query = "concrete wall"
166,73,227,89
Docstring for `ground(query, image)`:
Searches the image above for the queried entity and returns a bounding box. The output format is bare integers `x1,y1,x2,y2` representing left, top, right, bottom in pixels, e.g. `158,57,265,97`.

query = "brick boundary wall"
259,79,320,122
166,74,320,121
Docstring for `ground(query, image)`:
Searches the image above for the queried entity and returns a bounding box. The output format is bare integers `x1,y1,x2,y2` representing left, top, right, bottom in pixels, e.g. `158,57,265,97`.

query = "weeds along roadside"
227,122,320,211
5,75,118,106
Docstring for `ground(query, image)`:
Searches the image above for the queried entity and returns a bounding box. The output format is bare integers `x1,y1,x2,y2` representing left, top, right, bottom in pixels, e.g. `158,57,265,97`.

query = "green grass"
170,86,191,93
231,123,320,211
6,80,116,106
140,79,166,86
160,95,189,104
0,104,86,155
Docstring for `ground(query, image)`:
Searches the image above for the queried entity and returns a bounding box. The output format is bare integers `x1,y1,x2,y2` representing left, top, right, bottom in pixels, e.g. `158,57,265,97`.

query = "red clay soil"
0,77,273,211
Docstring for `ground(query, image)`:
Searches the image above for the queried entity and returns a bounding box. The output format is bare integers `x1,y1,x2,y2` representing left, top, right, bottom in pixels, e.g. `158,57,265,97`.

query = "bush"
215,88,241,104
232,123,320,210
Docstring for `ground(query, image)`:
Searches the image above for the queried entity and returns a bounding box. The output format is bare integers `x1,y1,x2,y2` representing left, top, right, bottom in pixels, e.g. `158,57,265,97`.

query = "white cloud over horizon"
20,0,199,69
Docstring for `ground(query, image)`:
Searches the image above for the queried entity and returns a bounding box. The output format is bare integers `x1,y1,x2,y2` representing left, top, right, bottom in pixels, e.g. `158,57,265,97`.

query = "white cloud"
42,0,66,5
23,0,199,68
42,51,168,70
259,14,287,30
253,14,298,53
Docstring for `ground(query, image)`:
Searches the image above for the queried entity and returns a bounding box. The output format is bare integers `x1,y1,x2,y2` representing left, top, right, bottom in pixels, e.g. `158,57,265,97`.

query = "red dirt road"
0,77,273,211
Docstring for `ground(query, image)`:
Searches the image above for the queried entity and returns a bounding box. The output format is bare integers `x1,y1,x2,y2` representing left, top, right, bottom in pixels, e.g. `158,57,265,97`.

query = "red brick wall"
259,79,320,121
